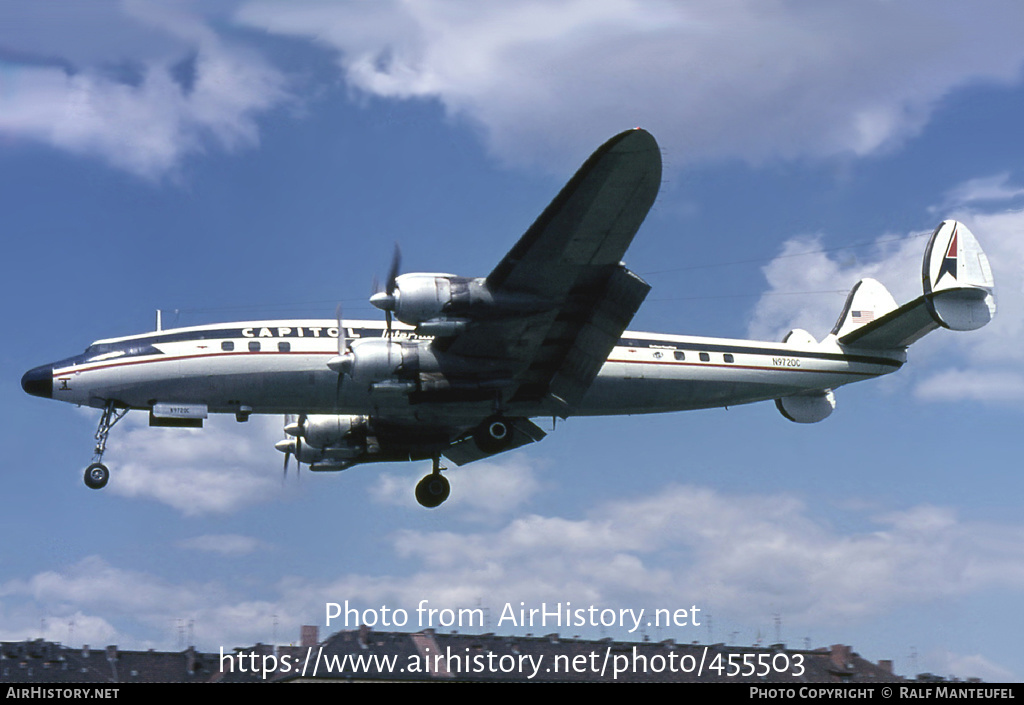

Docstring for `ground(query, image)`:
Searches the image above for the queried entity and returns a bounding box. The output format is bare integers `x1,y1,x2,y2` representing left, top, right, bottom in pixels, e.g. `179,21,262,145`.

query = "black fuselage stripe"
74,328,902,371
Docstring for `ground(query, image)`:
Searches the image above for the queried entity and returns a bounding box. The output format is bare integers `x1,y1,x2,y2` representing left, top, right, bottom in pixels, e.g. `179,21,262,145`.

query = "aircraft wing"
443,417,548,466
439,128,661,414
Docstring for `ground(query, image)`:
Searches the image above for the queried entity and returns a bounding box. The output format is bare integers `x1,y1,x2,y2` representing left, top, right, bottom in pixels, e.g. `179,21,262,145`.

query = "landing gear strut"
415,455,450,508
84,402,127,490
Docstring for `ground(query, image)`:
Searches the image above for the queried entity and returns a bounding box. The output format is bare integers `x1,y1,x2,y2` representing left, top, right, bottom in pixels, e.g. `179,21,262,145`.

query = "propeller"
279,413,307,482
369,243,401,337
327,304,353,408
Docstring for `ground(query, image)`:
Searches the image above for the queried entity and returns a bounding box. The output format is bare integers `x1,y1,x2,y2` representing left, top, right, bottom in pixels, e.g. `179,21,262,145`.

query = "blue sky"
4,0,1024,682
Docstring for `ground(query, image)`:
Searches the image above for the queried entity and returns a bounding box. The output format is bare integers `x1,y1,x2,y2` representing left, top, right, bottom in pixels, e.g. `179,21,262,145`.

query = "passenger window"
221,341,234,351
674,351,685,361
723,353,734,363
699,352,710,362
248,341,260,352
278,341,291,352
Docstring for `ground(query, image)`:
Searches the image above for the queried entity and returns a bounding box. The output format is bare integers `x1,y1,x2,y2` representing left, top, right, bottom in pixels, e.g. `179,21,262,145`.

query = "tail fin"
922,219,996,330
837,220,995,350
831,278,899,339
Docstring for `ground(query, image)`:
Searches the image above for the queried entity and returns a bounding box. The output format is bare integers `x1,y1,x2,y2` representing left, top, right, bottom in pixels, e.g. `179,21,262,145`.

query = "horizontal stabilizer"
837,295,938,349
839,220,995,350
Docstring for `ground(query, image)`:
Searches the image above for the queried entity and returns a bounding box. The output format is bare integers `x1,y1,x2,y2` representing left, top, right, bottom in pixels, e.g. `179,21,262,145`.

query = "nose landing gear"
84,402,127,490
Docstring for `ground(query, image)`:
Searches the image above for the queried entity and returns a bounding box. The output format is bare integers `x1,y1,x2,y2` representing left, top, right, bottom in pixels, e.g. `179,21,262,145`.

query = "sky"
3,0,1024,682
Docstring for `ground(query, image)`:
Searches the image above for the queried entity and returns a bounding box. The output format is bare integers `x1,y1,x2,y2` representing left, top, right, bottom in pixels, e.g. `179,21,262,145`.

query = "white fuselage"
40,319,905,424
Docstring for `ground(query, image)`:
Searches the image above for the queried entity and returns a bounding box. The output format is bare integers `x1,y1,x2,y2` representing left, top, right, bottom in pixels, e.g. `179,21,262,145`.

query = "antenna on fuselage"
155,309,162,331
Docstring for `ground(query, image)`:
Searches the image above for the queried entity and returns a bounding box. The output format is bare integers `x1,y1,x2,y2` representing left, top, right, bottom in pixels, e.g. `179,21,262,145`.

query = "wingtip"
608,126,658,151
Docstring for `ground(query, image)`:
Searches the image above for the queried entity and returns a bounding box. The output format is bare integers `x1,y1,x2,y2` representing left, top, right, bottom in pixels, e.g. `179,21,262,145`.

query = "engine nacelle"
371,272,550,332
278,412,452,471
301,414,369,449
389,273,463,326
344,338,402,384
343,338,444,386
776,390,836,423
278,414,375,470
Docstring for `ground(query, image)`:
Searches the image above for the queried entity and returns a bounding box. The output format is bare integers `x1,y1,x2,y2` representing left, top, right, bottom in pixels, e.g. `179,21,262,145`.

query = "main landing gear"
415,455,450,509
412,414,514,508
84,402,127,490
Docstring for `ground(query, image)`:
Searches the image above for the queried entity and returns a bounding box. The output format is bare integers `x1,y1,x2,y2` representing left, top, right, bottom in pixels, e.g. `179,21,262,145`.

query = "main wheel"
84,463,109,490
474,417,512,454
415,473,450,508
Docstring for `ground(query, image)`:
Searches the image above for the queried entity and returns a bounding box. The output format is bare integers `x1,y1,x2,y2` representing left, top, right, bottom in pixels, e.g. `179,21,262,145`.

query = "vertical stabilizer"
831,278,898,339
923,220,995,331
838,220,996,349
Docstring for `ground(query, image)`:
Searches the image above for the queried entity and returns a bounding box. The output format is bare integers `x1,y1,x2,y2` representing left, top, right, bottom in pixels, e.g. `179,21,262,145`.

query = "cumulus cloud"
5,485,1024,667
370,455,542,518
915,369,1024,402
0,2,289,177
747,230,927,342
7,3,1023,176
105,414,284,515
748,199,1024,404
931,650,1018,683
236,0,1024,170
933,172,1024,212
0,555,284,649
176,534,269,556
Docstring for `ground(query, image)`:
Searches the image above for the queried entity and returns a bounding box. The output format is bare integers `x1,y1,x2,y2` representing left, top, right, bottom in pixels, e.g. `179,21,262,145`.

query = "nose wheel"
415,456,450,508
84,463,109,490
83,402,127,490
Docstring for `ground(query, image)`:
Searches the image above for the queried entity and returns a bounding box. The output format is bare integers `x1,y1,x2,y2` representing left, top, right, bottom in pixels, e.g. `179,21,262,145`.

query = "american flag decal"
852,310,875,323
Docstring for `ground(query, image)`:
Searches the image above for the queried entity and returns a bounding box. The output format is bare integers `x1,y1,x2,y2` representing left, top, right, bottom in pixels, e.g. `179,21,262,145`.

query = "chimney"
830,644,851,671
301,625,319,647
105,645,119,682
878,659,893,674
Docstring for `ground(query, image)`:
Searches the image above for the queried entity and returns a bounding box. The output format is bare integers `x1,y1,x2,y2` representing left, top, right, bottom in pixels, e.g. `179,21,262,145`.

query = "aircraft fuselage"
22,318,904,426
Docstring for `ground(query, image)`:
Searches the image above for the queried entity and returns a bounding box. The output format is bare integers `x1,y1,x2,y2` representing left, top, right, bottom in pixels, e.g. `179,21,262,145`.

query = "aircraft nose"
21,364,53,399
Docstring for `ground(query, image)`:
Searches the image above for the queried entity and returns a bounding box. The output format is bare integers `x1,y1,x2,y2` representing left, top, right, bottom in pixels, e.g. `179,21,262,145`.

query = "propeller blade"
280,413,306,481
342,303,350,358
334,306,347,408
386,243,401,295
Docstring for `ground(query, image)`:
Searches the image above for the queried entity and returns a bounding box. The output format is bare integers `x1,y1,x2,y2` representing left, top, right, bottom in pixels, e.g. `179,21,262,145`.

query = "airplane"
21,128,996,508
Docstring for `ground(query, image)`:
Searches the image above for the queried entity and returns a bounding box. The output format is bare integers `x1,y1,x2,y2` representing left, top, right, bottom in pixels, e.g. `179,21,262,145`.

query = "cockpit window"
82,342,160,363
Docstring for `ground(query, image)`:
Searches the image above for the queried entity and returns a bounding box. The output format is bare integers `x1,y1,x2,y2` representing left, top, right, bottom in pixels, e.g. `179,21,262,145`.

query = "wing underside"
439,129,662,420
